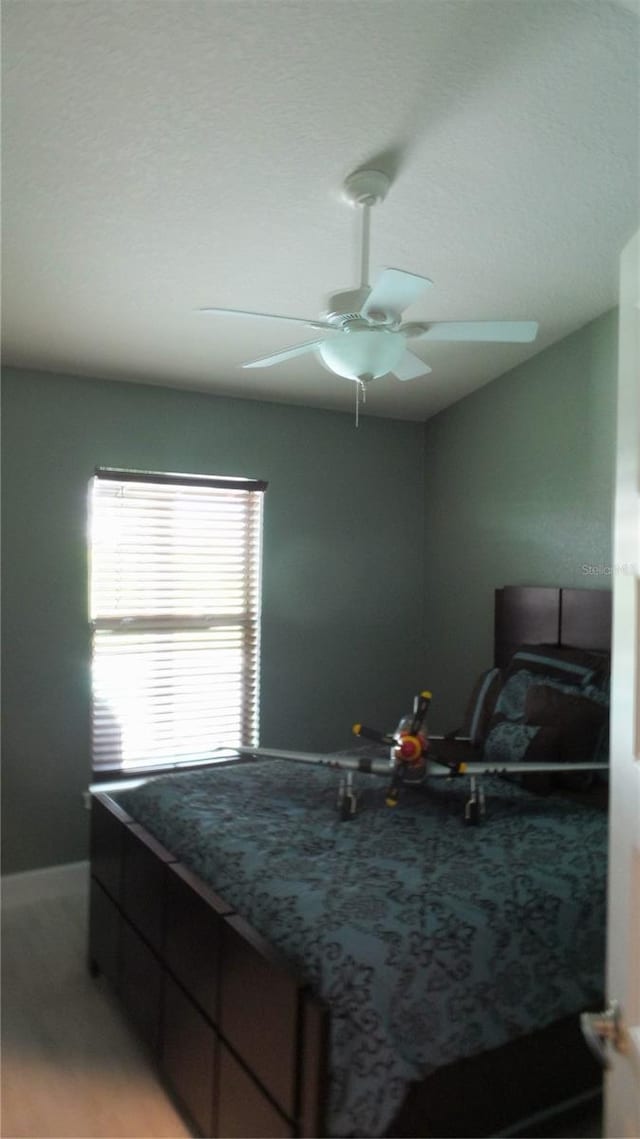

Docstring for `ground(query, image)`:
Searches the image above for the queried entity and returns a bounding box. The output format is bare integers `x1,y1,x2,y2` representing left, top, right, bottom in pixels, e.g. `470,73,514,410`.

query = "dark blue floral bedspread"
113,759,607,1138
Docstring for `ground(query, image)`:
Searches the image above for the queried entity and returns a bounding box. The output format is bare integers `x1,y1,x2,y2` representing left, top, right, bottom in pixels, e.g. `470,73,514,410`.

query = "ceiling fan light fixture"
318,328,405,381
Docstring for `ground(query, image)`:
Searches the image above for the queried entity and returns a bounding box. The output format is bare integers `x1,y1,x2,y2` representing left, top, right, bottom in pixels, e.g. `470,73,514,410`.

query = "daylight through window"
89,469,266,774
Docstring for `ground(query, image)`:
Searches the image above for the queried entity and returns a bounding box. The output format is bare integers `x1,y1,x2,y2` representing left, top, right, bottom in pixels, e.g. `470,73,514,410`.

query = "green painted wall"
1,368,426,873
1,312,618,872
422,309,617,733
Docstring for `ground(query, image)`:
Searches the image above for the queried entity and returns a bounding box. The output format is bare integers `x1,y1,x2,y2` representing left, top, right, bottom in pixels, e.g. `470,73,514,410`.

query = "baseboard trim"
1,860,89,909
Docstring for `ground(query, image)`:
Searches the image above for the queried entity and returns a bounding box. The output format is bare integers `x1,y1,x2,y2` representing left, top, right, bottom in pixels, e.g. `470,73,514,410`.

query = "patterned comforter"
113,759,607,1138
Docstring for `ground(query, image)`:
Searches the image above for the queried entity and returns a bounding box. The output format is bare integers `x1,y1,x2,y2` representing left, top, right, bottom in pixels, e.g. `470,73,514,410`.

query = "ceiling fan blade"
242,337,328,369
413,320,539,343
393,351,432,382
198,306,334,331
361,268,434,321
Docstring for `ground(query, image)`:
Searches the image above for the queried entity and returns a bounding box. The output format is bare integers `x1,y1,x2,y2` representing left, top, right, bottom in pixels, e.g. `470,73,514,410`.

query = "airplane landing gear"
464,776,486,826
338,771,358,820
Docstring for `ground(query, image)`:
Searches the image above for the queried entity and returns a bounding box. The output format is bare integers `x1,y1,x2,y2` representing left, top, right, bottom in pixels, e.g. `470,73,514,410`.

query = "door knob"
580,1000,628,1069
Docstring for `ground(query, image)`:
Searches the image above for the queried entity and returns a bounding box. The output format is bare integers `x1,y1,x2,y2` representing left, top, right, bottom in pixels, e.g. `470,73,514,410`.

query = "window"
89,468,266,775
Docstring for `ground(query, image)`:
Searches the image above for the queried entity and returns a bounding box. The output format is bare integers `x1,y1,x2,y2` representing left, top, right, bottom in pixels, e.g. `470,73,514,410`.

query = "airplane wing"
445,760,608,776
221,745,394,776
223,746,607,779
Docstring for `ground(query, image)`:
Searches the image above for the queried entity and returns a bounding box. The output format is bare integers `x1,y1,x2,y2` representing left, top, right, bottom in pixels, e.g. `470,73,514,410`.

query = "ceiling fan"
199,169,538,389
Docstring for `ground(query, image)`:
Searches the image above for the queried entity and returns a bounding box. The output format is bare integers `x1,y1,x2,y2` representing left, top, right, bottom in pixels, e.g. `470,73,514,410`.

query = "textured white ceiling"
2,0,639,421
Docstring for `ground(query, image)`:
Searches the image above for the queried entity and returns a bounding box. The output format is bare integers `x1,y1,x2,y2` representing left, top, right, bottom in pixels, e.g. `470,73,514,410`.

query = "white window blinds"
89,469,266,774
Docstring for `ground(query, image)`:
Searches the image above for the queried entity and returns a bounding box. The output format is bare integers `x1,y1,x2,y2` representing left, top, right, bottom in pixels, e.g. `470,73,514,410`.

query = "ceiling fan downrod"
360,203,371,289
342,170,391,293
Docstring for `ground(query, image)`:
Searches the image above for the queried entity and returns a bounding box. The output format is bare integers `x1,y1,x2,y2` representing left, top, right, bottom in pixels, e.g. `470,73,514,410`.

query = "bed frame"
88,585,610,1138
494,584,611,668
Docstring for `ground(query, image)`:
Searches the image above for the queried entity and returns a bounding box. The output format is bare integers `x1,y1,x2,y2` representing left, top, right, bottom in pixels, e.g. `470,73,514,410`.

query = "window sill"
89,752,250,789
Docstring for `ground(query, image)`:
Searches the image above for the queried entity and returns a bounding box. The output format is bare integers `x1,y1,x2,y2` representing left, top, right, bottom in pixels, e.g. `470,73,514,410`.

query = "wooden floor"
1,881,193,1139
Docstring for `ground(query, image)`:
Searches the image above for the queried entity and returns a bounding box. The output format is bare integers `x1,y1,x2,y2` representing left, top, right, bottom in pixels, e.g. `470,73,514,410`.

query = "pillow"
484,720,561,766
493,668,539,723
461,667,503,745
525,684,608,764
490,639,610,725
593,721,610,765
504,643,606,689
483,714,603,795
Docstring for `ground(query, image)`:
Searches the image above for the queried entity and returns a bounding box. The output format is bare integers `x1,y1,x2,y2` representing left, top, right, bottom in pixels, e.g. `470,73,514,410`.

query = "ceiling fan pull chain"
354,378,367,427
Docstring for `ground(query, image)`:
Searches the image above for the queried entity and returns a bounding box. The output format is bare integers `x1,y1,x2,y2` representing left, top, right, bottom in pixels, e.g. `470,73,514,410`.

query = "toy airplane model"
228,691,607,824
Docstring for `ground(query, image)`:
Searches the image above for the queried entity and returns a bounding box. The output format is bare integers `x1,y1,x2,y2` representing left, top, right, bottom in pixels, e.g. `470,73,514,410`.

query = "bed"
88,585,611,1139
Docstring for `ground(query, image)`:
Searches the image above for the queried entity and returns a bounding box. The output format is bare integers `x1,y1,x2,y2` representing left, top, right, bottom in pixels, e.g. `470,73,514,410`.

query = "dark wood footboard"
88,792,329,1139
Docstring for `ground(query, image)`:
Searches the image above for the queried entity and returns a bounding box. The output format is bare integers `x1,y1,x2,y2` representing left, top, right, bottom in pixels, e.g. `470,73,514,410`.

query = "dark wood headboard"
494,586,612,668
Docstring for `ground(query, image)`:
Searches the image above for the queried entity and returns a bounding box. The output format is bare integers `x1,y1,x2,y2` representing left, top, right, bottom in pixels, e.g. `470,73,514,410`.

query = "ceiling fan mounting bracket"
342,169,391,208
